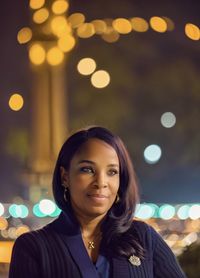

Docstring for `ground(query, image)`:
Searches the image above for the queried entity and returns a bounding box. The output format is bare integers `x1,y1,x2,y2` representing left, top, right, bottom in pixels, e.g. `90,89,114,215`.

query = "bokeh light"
130,17,149,32
177,205,190,220
51,16,71,37
161,112,176,128
8,204,29,218
33,8,49,24
188,204,200,220
17,27,32,44
29,0,45,10
159,204,175,219
52,0,69,15
101,27,120,43
77,58,96,75
150,16,167,33
185,23,200,40
0,217,8,230
9,93,24,111
77,23,95,38
68,13,85,28
135,204,156,219
0,203,4,217
16,225,30,237
46,47,64,66
29,43,46,65
91,70,110,88
33,203,46,217
144,144,162,164
92,20,107,34
58,35,76,52
39,199,56,215
112,18,132,34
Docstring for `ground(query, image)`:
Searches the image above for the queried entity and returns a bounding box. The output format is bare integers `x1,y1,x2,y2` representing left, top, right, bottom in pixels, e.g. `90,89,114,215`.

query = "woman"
9,126,186,278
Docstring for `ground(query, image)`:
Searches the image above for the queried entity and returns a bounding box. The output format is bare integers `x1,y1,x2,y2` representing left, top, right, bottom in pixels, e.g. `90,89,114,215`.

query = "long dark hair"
53,126,144,258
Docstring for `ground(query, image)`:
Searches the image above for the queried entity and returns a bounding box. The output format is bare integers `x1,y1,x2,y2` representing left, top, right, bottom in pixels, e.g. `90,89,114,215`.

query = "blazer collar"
49,208,131,278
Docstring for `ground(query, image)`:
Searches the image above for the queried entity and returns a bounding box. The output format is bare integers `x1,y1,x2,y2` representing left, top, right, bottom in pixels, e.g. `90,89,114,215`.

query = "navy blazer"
9,210,186,278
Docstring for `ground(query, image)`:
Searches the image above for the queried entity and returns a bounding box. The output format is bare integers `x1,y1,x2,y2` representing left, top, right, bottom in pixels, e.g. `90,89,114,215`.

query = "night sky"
0,0,200,204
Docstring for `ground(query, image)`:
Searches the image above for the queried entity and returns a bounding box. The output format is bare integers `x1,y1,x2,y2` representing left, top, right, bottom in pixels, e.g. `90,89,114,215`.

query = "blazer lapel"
64,234,99,278
49,210,99,278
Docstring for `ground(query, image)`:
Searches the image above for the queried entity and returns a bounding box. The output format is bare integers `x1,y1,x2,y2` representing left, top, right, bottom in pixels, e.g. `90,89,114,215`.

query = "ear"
60,166,69,186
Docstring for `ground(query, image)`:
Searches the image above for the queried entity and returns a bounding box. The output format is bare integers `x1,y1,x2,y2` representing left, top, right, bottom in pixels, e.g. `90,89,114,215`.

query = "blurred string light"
77,23,95,38
0,217,8,230
58,34,76,52
0,203,4,216
8,93,24,111
158,204,176,219
144,144,162,164
16,225,30,237
101,27,120,43
135,204,158,219
92,20,107,34
29,43,46,65
17,27,32,44
77,58,96,75
91,70,110,88
150,16,167,33
112,18,132,34
33,8,49,24
185,23,200,40
177,205,190,220
1,202,199,220
39,199,56,215
68,13,85,28
33,199,61,217
29,0,45,10
46,46,64,66
8,204,29,218
130,17,149,32
52,0,69,15
50,16,71,37
162,17,175,31
188,204,200,220
161,112,176,128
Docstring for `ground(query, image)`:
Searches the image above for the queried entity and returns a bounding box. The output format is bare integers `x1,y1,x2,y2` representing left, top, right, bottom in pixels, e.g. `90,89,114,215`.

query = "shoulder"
13,220,56,253
130,219,162,250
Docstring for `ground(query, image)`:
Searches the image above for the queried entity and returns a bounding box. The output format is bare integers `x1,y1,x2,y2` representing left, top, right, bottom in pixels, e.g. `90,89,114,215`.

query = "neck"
72,207,105,237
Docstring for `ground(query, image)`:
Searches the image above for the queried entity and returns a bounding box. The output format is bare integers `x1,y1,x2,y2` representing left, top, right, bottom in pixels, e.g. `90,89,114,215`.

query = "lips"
87,194,108,198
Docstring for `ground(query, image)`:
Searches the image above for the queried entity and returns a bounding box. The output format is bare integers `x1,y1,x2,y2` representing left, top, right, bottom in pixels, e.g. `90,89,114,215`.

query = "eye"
108,169,119,176
79,166,94,174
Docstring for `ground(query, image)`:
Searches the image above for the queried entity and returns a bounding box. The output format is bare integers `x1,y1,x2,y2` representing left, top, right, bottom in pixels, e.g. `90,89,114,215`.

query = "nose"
93,172,108,188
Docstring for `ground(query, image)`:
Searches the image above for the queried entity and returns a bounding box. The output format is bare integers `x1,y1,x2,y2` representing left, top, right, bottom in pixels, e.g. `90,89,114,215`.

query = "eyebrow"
77,160,119,167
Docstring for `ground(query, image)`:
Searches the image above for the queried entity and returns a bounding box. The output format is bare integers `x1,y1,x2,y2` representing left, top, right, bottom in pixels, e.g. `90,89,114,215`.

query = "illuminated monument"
20,0,73,200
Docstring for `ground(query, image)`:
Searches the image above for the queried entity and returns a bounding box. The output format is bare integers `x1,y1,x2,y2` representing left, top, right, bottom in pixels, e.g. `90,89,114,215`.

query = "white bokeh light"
188,204,200,220
39,199,56,215
144,144,162,164
0,203,4,216
161,112,176,128
91,70,110,88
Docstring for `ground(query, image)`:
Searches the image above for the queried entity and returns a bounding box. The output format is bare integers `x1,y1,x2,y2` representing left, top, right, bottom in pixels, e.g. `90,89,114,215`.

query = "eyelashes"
79,166,119,176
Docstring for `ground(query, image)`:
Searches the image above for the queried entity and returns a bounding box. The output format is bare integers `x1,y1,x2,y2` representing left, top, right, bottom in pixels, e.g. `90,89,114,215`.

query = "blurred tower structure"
23,0,74,202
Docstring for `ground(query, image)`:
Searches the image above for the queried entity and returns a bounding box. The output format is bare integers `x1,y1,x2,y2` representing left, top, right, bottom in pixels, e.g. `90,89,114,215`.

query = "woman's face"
61,138,120,219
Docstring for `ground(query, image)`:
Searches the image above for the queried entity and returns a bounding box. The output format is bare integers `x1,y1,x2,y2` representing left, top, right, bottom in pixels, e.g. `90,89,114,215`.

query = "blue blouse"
94,254,110,278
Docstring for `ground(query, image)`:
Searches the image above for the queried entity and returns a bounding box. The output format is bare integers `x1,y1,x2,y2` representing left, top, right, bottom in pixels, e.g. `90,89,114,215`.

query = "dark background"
0,0,200,203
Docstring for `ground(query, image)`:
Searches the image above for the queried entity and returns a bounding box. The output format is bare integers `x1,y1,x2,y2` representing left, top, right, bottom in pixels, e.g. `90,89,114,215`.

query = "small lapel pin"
128,255,141,266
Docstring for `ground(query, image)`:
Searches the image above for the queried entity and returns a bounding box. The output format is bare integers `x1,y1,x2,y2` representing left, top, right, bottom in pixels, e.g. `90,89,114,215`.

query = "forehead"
72,138,119,164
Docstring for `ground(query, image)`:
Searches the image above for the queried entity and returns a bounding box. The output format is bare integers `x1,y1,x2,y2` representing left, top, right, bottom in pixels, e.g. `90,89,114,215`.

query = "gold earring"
62,183,69,202
115,193,120,204
63,186,69,202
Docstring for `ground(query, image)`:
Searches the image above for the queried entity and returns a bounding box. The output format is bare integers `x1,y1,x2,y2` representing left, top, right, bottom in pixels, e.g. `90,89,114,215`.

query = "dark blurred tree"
178,242,200,278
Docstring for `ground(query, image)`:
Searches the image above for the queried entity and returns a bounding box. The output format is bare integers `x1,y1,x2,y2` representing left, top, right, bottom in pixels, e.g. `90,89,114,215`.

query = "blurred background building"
0,0,200,276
